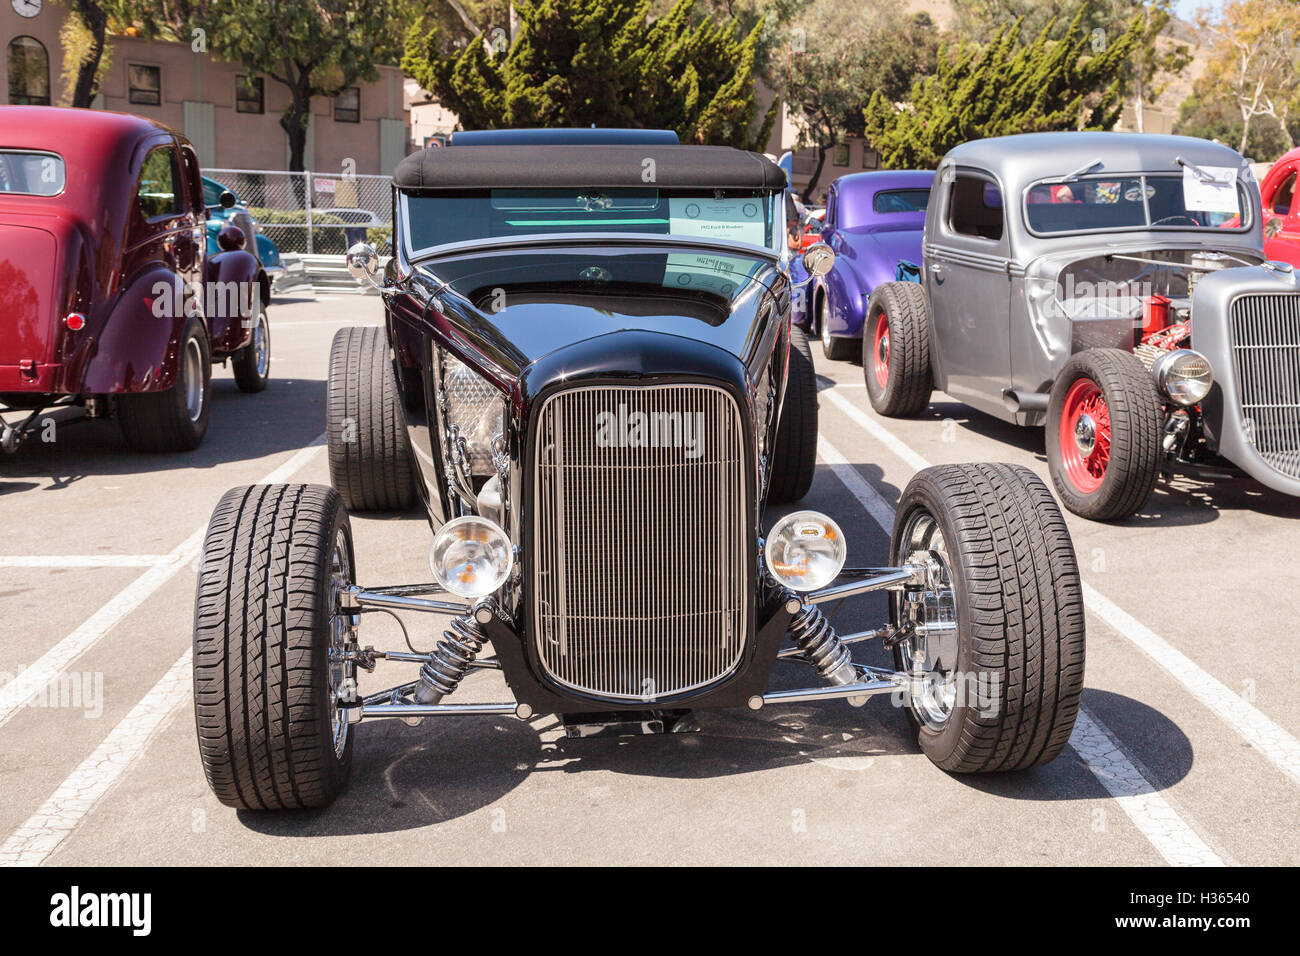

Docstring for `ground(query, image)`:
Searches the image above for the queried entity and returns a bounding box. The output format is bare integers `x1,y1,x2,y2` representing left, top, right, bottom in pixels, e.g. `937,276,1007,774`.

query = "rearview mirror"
346,241,396,296
802,242,834,277
346,241,379,280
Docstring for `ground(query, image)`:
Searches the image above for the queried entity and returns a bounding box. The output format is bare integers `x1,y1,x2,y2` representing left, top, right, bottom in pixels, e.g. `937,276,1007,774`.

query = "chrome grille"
1230,295,1300,479
532,384,748,701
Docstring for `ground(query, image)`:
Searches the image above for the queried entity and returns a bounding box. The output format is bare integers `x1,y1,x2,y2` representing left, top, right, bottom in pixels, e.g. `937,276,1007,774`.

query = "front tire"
1045,349,1163,521
193,483,356,810
819,292,855,361
231,306,271,393
863,282,932,417
767,325,818,503
117,316,211,452
890,463,1085,773
326,326,415,512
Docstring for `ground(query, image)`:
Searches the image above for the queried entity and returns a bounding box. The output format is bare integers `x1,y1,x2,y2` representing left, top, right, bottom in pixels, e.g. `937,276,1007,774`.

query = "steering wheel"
1152,215,1201,226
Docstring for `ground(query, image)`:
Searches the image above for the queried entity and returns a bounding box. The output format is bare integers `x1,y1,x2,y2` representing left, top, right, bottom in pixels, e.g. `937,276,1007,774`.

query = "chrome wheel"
896,507,959,731
253,311,270,379
183,336,205,423
820,296,832,350
327,529,356,759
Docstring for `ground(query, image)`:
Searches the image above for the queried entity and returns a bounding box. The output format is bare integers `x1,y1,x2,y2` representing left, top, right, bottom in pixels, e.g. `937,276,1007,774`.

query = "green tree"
402,0,777,148
124,1,405,173
54,0,146,107
1192,0,1300,155
864,9,1144,169
772,0,938,199
954,0,1191,134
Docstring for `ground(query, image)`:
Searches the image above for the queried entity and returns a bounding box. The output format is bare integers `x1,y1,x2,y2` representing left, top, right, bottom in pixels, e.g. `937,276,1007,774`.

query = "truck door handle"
929,263,944,275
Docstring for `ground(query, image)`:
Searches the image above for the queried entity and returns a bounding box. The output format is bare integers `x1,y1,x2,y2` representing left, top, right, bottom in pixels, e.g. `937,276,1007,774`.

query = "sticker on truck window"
1182,164,1240,214
669,197,765,246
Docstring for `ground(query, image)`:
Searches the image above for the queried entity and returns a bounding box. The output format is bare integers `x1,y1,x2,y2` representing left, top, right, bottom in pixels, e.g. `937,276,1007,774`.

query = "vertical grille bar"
1229,295,1300,479
532,384,748,700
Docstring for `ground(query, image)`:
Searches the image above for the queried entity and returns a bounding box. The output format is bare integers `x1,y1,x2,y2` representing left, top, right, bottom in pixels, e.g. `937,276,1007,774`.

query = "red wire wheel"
872,311,891,390
1058,377,1111,494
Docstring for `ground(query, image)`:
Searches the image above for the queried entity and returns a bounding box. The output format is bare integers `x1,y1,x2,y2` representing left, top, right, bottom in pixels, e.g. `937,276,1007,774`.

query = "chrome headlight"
1153,349,1213,406
429,516,513,598
765,510,846,592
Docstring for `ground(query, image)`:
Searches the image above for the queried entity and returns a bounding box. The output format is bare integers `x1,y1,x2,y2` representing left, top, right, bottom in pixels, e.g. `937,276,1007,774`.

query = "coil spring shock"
788,599,858,686
413,611,490,704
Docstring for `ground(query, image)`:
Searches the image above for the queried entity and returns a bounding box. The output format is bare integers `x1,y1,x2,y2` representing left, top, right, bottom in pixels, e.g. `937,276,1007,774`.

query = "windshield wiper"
1062,158,1102,182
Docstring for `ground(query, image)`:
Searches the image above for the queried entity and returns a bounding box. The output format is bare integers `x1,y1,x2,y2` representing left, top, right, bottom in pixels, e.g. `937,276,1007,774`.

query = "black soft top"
393,144,786,191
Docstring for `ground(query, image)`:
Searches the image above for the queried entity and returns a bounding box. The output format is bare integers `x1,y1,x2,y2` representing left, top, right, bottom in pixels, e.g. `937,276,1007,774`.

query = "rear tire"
231,306,271,393
117,316,211,452
1045,349,1163,521
819,292,855,361
326,326,415,512
863,282,932,417
193,483,356,810
767,325,818,503
891,463,1085,773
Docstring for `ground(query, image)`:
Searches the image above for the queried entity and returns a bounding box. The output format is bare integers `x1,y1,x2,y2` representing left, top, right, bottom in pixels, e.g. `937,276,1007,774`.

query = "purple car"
808,170,934,360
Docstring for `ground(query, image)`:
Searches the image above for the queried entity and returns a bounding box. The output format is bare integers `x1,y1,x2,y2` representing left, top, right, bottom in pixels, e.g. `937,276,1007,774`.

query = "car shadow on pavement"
957,689,1194,801
0,377,327,491
926,400,1046,456
235,716,543,836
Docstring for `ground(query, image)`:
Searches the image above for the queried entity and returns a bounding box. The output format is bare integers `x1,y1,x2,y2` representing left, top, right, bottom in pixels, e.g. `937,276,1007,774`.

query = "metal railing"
204,168,393,256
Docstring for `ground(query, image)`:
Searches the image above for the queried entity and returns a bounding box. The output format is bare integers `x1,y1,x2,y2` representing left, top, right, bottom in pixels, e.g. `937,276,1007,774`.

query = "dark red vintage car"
0,107,271,453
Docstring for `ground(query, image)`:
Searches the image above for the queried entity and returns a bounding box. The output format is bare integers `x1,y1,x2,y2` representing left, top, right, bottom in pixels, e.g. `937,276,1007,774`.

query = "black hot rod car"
191,141,1085,809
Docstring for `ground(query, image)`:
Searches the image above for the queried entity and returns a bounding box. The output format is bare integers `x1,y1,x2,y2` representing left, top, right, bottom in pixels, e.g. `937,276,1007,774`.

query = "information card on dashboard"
668,197,766,246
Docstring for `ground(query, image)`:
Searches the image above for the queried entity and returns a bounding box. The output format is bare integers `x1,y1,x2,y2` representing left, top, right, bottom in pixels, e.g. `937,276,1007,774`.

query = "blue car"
202,176,307,296
808,170,934,360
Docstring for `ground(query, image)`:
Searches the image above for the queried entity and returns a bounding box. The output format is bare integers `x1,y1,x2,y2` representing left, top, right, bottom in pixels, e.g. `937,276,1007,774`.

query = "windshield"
403,188,776,256
0,150,65,197
1025,175,1251,234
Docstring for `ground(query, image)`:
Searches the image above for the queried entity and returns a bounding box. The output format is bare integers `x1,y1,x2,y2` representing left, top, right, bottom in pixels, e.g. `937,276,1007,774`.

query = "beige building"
3,3,409,175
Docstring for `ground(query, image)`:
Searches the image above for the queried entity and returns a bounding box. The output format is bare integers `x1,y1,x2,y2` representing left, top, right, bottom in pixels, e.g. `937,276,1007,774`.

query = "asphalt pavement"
1,292,1297,866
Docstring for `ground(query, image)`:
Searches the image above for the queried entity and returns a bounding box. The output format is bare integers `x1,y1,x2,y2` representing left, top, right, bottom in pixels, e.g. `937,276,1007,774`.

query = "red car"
1260,147,1300,268
0,107,271,453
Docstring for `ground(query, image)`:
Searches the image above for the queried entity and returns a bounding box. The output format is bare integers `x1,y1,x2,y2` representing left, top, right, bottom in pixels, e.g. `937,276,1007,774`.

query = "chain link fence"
205,169,393,256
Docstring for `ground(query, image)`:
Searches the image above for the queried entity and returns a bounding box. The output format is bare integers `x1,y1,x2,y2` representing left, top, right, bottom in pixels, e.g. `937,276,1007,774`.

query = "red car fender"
205,248,264,357
1259,148,1300,267
81,267,199,394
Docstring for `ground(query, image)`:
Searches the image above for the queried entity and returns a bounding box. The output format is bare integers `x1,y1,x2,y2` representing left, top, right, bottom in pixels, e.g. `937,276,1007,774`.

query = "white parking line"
823,381,1300,792
0,435,328,865
817,431,1224,866
1069,709,1224,866
0,555,170,568
0,651,193,866
0,434,326,730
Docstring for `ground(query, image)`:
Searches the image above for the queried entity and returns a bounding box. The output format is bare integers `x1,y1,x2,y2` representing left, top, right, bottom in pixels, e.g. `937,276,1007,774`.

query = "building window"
235,75,264,114
861,147,880,170
128,64,162,106
7,36,50,105
831,142,849,167
334,87,360,123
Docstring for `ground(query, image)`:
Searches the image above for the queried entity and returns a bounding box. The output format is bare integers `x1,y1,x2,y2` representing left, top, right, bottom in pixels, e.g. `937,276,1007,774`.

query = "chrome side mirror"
346,241,393,295
219,190,238,209
802,241,835,277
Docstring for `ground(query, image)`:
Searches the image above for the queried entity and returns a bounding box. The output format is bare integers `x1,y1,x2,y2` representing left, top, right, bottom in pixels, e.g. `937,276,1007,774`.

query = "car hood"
416,245,784,377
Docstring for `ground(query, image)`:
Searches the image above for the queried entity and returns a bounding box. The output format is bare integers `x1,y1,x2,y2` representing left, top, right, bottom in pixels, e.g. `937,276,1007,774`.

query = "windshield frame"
1020,172,1254,238
398,188,784,263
